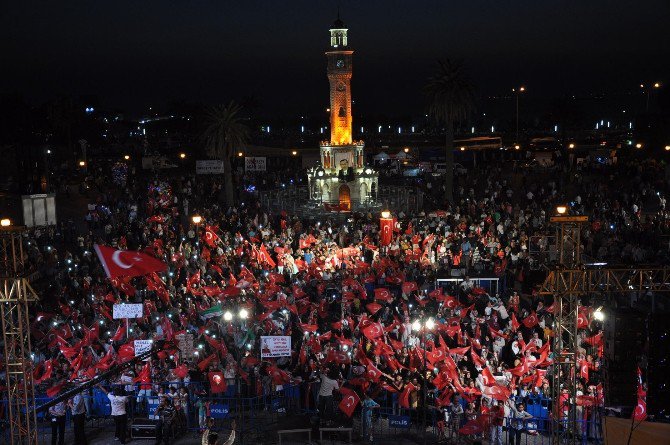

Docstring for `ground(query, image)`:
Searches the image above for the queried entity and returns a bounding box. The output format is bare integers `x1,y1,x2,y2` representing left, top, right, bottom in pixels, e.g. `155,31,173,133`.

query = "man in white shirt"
318,367,340,424
98,384,128,444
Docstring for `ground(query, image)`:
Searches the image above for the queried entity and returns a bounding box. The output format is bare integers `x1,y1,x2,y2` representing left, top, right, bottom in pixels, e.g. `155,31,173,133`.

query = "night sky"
2,0,669,116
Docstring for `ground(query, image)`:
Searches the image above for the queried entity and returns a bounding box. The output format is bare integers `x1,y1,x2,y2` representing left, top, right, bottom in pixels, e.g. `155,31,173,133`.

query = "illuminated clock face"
336,82,346,92
336,59,345,68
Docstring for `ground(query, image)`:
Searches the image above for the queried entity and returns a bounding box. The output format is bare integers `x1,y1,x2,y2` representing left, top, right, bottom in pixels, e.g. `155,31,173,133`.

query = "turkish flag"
459,419,484,435
174,364,189,379
471,350,486,367
134,362,151,384
208,371,227,393
633,397,647,422
374,288,392,302
511,313,520,331
197,353,218,371
577,307,590,329
365,364,383,382
480,367,496,386
584,332,603,346
362,322,384,340
94,244,167,279
379,217,393,246
338,387,360,417
366,302,382,315
579,360,590,381
522,312,539,328
402,281,418,295
111,324,126,342
482,384,511,401
204,226,220,248
47,381,66,398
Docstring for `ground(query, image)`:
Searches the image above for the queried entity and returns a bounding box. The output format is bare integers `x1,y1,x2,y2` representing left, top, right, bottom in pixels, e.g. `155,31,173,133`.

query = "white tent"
394,151,408,160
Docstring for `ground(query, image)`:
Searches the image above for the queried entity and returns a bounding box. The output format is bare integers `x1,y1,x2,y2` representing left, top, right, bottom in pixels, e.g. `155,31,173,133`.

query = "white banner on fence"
176,333,194,358
260,336,291,358
196,160,225,175
134,340,153,360
112,303,143,319
244,157,266,172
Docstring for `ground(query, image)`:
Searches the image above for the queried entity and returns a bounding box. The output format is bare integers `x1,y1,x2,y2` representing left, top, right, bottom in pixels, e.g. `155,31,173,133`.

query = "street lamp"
568,143,576,149
179,152,186,159
237,152,244,157
665,146,670,151
381,210,391,219
223,311,233,321
192,215,202,225
239,308,249,319
79,161,86,167
0,219,11,227
404,147,410,153
636,143,643,149
513,86,526,143
556,205,568,215
124,155,130,160
292,150,298,156
641,82,662,112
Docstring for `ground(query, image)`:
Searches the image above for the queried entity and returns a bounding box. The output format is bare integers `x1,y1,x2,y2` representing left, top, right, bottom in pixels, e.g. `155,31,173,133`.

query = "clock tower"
307,15,378,212
326,17,353,145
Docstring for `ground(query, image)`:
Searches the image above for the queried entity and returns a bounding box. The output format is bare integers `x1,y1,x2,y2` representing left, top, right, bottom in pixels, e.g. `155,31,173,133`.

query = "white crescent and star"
112,251,141,269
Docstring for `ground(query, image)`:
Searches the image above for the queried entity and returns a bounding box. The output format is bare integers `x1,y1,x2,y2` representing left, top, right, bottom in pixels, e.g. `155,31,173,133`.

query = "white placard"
260,336,291,358
134,340,153,360
244,157,266,172
113,303,143,319
196,160,225,175
176,333,194,358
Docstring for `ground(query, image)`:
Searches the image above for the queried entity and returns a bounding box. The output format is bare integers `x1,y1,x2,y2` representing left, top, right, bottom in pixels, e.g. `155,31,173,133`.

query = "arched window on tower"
338,106,346,117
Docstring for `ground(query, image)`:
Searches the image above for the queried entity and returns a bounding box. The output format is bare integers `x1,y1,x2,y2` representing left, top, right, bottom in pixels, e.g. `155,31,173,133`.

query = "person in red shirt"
489,400,505,445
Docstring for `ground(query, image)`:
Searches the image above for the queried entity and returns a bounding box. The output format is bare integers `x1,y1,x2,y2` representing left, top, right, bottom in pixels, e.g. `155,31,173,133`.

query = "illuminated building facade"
307,16,378,211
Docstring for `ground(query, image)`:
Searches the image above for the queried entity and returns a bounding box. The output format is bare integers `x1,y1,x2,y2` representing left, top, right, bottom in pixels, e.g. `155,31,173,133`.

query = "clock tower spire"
326,16,353,145
308,15,377,213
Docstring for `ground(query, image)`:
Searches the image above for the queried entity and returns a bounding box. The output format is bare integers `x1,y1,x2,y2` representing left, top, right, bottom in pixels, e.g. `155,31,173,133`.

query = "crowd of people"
3,154,666,443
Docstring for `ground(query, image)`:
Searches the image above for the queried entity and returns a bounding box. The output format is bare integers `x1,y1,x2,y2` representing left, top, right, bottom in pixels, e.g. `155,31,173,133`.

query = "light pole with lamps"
412,316,435,445
222,307,250,443
513,86,526,144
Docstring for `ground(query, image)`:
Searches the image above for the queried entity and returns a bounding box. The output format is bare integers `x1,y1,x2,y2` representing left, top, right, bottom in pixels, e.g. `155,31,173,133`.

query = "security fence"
2,381,604,444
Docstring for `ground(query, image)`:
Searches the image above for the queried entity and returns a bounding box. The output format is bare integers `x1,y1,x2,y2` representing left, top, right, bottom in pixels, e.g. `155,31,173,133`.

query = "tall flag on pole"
94,244,167,279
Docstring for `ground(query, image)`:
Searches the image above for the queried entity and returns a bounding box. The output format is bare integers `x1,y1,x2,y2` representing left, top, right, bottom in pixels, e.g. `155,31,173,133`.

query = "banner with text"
176,333,194,358
260,335,291,358
244,157,266,172
134,340,153,360
196,160,225,175
113,303,143,319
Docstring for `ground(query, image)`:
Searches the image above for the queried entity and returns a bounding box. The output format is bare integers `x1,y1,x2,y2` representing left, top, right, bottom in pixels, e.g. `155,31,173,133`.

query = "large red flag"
379,217,393,246
338,387,360,417
482,384,511,401
361,322,384,340
94,244,167,279
208,371,227,393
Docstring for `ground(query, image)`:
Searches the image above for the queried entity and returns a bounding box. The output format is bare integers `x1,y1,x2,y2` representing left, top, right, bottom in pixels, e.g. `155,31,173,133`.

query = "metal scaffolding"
0,225,38,445
546,215,670,445
548,216,586,445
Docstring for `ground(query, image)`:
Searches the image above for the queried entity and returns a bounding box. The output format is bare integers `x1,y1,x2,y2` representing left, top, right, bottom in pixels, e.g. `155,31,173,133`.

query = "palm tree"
425,59,476,204
201,101,249,206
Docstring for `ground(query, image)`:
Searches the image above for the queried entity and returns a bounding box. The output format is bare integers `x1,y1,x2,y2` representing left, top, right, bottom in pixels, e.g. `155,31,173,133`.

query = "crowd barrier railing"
1,381,603,445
